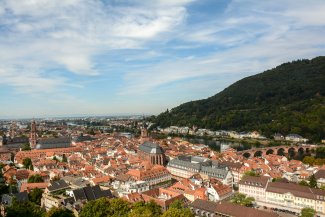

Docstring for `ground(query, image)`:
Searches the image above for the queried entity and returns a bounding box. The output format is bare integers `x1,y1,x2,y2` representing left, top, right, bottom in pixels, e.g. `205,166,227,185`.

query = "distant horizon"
1,0,325,117
0,113,152,120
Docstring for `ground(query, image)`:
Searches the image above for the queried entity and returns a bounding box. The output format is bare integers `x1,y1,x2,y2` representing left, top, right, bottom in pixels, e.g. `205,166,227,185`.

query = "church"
138,125,166,166
29,120,71,150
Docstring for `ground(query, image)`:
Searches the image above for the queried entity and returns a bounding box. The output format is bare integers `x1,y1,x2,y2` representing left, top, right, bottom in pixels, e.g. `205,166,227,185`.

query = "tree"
309,174,317,188
79,198,110,217
62,154,68,163
108,198,131,217
27,174,44,183
230,193,255,207
23,158,33,170
144,200,162,216
301,207,316,217
299,180,309,187
28,188,43,205
314,158,325,166
303,156,315,165
161,208,194,217
0,183,9,194
79,198,130,217
272,177,281,182
169,200,184,209
243,170,259,178
22,143,31,151
46,207,75,217
161,200,194,217
52,176,60,181
128,206,153,217
316,147,325,159
6,200,45,217
9,184,18,194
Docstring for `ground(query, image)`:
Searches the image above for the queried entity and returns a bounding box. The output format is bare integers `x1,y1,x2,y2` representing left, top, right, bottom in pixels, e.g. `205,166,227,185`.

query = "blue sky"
0,0,325,118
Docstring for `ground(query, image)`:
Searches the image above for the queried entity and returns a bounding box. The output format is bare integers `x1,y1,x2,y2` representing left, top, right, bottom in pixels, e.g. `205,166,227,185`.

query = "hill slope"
154,57,325,141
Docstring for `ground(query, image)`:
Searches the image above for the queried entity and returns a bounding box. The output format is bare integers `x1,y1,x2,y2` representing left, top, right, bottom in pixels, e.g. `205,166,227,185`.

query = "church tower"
140,118,149,143
9,122,16,138
30,120,37,149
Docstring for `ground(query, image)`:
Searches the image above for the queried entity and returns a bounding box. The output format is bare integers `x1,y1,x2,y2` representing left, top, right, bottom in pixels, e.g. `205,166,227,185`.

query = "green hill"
153,57,325,142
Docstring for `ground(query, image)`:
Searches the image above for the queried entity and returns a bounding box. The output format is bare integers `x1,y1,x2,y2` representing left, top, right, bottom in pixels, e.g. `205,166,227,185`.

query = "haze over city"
0,0,324,118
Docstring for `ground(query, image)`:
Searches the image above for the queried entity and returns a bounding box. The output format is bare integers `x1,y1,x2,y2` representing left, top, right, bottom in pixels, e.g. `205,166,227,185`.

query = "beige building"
239,176,269,201
265,182,325,215
239,176,325,216
41,193,66,211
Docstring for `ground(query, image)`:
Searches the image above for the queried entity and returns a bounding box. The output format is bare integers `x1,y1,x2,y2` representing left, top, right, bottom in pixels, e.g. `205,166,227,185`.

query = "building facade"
265,182,325,215
238,176,270,202
138,141,166,165
167,155,232,185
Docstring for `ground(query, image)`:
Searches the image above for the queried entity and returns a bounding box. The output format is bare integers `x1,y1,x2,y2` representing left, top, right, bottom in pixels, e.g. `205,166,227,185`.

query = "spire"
30,119,37,149
140,115,149,142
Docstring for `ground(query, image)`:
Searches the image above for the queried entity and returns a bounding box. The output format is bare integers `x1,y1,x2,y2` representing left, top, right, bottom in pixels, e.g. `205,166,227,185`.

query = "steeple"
140,116,149,142
30,120,37,149
9,122,17,138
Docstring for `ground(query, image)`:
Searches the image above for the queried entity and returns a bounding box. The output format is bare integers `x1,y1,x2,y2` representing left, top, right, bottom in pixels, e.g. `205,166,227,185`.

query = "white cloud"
1,0,325,116
0,0,191,95
120,0,325,95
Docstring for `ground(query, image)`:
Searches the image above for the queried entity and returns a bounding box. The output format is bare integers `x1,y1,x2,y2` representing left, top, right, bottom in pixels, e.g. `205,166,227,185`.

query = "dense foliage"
28,174,44,183
302,148,325,166
22,143,31,151
79,198,130,217
161,200,194,217
153,57,325,142
28,188,44,205
46,207,75,217
6,200,45,217
23,158,33,170
230,193,255,207
301,207,316,217
79,198,193,217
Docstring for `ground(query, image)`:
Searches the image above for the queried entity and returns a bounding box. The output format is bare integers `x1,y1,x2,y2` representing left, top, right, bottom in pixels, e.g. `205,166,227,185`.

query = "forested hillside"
153,57,325,142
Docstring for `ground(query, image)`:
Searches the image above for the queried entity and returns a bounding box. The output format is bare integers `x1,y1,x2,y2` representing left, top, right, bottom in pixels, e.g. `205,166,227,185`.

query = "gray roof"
190,199,217,213
239,176,269,188
39,137,71,144
201,166,228,179
168,155,229,178
72,135,95,143
138,141,164,154
190,199,279,217
168,157,201,171
1,192,29,206
72,185,113,202
36,137,71,149
47,180,70,192
168,155,211,171
62,176,90,188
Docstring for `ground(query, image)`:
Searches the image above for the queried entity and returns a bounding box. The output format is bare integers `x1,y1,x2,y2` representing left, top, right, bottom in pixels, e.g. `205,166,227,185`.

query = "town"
0,118,324,217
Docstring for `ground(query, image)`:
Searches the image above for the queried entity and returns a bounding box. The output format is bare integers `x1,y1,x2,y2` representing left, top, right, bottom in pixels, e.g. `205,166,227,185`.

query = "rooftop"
139,141,164,154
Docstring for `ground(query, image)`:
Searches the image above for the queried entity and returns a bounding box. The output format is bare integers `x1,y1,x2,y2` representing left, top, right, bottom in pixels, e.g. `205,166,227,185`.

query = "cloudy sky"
0,0,324,118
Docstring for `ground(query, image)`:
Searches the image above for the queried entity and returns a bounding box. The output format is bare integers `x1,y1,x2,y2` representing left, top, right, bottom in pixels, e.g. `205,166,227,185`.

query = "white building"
167,155,232,186
285,134,308,143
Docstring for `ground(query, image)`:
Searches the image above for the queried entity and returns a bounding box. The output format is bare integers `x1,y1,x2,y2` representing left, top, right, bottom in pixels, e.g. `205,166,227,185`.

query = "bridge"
237,144,321,158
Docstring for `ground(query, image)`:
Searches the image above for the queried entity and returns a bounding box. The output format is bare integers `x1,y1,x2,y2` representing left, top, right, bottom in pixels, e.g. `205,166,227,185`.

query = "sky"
0,0,325,118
